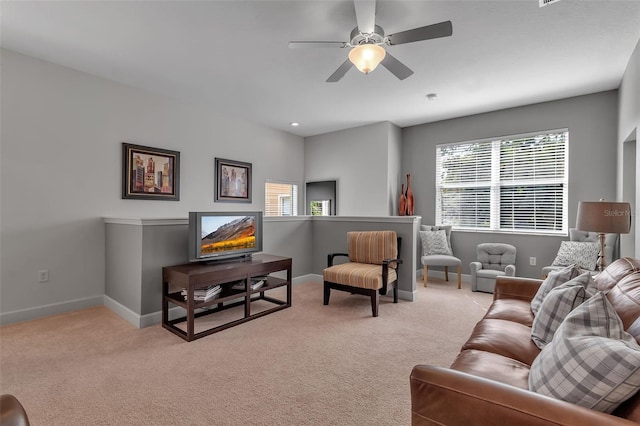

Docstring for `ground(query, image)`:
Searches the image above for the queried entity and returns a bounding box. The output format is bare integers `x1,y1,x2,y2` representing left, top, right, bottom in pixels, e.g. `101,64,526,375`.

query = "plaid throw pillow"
531,264,582,316
529,292,640,413
530,272,594,349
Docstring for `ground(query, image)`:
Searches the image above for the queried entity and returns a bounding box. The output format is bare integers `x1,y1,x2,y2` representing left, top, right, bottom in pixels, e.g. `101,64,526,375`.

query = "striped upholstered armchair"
323,230,402,317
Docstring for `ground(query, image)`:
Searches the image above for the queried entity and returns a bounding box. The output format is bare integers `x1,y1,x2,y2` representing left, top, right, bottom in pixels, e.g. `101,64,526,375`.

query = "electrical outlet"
38,270,49,283
529,257,537,266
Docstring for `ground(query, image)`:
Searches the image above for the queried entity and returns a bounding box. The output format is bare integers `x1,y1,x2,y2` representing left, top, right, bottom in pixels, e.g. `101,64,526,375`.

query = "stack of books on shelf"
250,277,266,290
182,284,222,302
231,276,268,291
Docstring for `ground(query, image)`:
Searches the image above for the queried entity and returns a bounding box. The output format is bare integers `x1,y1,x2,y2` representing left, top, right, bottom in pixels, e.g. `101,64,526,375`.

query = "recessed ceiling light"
290,122,300,127
426,93,438,101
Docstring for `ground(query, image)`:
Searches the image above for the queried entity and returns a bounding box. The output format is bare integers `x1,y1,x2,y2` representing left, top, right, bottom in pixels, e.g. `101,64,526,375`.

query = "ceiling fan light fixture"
348,43,386,74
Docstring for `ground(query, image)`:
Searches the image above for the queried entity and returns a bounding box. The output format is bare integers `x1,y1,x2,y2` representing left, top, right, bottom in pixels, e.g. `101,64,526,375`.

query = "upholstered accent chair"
323,230,402,317
469,243,516,293
541,228,620,278
420,225,461,289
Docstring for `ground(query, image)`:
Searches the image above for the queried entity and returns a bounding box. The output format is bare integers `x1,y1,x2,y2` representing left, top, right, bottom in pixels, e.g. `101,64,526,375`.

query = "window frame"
435,129,569,236
265,180,298,217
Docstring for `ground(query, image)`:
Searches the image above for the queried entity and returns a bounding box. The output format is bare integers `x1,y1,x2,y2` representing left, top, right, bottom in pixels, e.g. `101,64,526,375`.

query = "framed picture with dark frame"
215,157,252,203
122,143,180,200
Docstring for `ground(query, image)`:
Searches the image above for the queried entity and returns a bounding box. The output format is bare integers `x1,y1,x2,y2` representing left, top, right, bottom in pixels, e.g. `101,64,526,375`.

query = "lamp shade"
575,201,632,234
348,44,386,74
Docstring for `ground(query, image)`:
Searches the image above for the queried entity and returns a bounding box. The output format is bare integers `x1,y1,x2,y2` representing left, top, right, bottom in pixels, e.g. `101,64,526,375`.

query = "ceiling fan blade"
381,52,413,80
326,59,353,83
387,20,453,45
354,0,376,34
288,41,348,49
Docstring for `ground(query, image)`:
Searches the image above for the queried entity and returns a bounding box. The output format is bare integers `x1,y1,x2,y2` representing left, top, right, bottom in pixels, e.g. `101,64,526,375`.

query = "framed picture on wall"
122,143,180,200
215,157,252,203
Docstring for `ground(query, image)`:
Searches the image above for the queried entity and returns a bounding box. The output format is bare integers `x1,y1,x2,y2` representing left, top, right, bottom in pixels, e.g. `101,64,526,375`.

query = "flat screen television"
188,211,263,263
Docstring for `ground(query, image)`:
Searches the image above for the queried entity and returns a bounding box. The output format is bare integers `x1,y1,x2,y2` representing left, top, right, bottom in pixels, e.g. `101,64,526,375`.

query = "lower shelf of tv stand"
165,293,288,340
161,254,292,341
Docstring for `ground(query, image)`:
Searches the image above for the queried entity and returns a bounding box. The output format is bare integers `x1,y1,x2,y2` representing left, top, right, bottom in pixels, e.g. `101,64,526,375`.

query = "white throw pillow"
529,292,640,413
420,225,452,250
552,241,600,271
419,230,452,256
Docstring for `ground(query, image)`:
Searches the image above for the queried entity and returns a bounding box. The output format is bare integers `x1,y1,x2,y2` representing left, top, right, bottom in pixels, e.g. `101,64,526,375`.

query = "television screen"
188,211,263,262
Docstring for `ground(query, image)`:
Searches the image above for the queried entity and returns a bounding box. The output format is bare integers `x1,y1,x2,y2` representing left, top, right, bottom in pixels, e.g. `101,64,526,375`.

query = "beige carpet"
0,278,492,425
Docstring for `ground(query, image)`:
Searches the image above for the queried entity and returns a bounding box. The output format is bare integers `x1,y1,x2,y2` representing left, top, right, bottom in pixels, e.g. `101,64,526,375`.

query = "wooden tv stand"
162,254,292,341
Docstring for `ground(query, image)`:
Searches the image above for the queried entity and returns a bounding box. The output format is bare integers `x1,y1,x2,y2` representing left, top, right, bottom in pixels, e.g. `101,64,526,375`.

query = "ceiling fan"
288,0,452,82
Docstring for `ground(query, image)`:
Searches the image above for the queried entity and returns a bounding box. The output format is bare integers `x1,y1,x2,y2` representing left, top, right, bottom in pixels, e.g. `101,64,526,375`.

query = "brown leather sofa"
411,257,640,425
0,394,30,426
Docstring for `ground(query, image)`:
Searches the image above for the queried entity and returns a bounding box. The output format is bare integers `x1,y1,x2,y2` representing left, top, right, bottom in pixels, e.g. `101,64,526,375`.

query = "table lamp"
575,200,632,271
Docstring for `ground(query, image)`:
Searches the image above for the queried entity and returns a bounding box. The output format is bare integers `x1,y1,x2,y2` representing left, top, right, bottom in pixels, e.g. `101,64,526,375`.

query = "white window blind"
436,129,568,234
265,181,298,216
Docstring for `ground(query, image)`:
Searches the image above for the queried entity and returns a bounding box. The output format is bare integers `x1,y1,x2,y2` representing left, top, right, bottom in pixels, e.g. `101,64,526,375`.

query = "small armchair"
323,230,402,317
470,243,516,293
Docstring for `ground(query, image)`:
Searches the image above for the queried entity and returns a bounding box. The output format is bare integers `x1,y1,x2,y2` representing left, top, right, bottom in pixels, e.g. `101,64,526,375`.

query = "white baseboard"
0,295,103,325
398,289,416,301
103,296,144,328
103,275,323,329
103,296,186,328
2,273,420,327
293,274,322,285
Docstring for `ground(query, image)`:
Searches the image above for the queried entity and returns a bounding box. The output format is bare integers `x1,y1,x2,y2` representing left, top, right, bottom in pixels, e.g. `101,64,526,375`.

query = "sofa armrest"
410,365,636,426
0,394,30,426
493,275,542,302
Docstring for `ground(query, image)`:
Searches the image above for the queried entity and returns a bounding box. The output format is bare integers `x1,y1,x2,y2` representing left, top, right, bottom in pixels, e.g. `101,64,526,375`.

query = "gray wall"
622,138,637,257
618,38,639,256
104,219,190,327
402,91,620,279
103,217,312,327
388,123,403,216
3,40,639,324
0,49,306,323
263,217,313,278
304,121,399,216
105,223,145,316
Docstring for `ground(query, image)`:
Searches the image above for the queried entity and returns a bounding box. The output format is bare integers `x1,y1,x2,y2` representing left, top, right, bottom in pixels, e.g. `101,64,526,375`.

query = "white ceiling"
2,0,640,137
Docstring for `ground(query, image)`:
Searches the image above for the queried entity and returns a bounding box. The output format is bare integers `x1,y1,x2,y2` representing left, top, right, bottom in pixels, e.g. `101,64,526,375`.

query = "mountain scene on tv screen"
201,216,256,255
